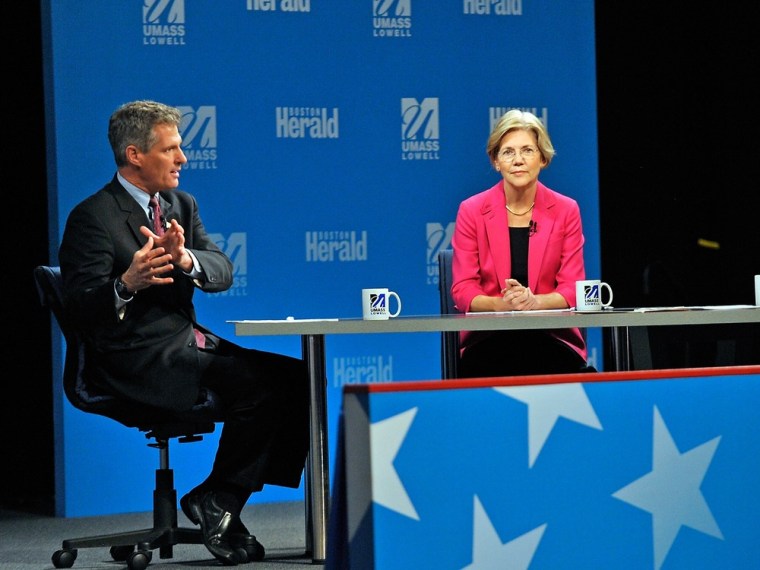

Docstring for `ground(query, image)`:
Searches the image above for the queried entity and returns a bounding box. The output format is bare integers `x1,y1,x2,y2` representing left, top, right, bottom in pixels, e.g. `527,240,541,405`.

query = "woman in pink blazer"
451,109,591,377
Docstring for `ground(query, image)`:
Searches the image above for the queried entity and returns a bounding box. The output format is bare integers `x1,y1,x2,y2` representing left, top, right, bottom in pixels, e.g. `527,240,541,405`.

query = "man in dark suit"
58,100,309,565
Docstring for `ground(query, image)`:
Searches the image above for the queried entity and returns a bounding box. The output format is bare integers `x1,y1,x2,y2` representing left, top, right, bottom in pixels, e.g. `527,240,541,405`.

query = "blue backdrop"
42,0,600,516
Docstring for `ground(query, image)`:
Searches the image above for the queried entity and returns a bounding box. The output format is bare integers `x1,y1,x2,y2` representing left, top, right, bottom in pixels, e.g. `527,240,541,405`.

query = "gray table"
230,305,760,562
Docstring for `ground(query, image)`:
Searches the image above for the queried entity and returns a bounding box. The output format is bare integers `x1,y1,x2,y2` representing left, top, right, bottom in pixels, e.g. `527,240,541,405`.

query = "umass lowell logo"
426,222,454,285
369,292,388,316
177,106,218,169
208,232,247,296
374,0,410,16
401,98,440,160
142,0,186,45
373,0,412,37
583,283,601,307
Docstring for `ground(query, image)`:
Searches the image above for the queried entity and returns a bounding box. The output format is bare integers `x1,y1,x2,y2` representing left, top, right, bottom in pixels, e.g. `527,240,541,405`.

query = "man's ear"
125,144,141,166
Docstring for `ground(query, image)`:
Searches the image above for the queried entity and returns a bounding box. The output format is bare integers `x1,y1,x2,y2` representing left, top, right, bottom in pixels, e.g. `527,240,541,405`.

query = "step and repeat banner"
42,0,600,515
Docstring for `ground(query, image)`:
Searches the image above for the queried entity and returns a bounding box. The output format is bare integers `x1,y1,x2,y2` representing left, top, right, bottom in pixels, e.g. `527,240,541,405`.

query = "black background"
4,4,759,513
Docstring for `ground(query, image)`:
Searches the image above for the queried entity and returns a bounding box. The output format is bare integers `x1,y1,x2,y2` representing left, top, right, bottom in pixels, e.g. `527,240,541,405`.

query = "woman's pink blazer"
451,180,587,360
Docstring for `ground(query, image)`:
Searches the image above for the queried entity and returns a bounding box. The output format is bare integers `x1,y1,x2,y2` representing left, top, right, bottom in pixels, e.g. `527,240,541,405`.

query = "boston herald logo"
463,0,523,16
276,107,339,139
305,231,367,262
333,355,393,386
247,0,311,12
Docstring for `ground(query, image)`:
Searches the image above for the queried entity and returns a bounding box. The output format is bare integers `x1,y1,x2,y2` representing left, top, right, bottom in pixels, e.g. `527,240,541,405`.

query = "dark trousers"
197,336,310,495
459,329,590,379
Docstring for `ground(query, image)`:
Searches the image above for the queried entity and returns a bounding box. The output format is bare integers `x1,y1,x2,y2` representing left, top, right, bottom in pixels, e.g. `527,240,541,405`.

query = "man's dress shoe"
181,493,265,563
181,492,247,565
228,518,266,562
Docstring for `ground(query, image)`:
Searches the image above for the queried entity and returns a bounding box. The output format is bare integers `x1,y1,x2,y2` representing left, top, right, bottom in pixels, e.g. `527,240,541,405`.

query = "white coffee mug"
362,288,402,320
575,279,613,311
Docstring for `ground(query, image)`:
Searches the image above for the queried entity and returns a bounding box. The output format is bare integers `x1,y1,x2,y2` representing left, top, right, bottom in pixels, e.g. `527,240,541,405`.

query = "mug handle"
601,282,614,307
388,291,402,317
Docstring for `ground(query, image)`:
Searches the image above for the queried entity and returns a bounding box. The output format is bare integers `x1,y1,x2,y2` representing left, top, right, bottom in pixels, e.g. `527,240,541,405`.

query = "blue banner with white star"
336,367,760,569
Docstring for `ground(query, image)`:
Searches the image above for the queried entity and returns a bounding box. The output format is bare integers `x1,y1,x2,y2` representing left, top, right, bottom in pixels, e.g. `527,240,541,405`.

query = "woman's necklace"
505,202,535,216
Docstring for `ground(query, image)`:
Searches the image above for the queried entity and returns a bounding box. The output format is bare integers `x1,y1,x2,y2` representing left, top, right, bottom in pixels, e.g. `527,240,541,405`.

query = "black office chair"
438,249,461,379
33,265,238,570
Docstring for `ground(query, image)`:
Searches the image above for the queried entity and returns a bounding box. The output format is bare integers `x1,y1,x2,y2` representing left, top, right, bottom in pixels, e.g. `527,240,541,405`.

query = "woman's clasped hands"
500,278,539,311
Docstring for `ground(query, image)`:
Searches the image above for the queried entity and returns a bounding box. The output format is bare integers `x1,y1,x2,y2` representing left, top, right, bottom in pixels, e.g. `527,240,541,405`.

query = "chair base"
55,526,204,567
59,524,204,556
52,462,205,568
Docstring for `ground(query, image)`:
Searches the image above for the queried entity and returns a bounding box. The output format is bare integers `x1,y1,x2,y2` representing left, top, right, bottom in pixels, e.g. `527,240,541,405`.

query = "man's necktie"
148,195,164,236
148,195,205,348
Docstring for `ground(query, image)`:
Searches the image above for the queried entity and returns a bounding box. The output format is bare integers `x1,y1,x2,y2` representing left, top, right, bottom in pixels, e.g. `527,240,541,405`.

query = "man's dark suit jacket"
59,176,233,411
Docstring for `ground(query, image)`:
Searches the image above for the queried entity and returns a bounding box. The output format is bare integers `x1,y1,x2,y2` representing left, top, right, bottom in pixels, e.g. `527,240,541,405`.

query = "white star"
370,406,420,520
612,406,723,570
462,495,546,570
494,383,602,467
342,398,419,544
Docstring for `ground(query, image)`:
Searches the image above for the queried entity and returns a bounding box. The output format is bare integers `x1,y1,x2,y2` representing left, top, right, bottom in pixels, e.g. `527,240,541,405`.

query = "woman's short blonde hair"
486,109,555,167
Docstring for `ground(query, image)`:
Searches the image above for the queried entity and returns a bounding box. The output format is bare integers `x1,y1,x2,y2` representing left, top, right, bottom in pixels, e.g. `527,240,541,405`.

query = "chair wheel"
110,544,135,561
52,548,77,568
126,549,152,570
